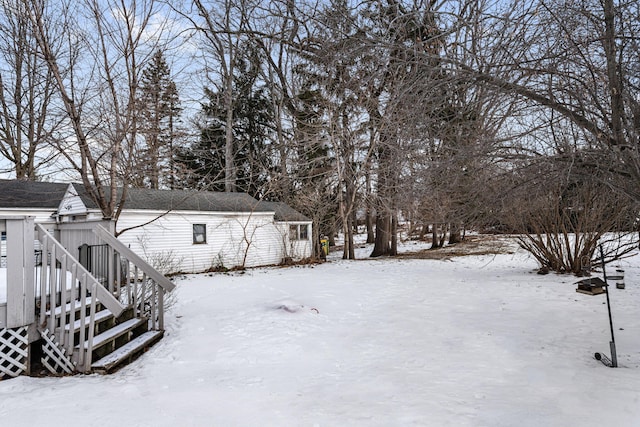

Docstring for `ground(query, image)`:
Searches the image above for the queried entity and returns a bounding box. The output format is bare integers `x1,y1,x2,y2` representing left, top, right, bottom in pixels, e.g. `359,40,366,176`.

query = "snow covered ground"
1,237,640,426
1,268,74,304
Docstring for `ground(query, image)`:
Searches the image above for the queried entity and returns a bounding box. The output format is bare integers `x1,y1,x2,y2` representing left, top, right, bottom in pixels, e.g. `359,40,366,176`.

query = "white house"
56,184,313,272
258,200,314,261
0,180,313,273
0,180,67,266
0,179,67,223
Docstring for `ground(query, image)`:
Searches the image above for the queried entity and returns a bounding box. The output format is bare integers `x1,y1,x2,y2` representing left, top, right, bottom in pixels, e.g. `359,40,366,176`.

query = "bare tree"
453,0,640,190
176,0,263,193
24,0,167,219
445,0,640,265
0,0,60,179
501,156,638,274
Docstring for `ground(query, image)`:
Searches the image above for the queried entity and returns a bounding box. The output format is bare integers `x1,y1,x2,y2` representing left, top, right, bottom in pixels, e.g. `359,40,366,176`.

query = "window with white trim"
289,224,309,240
193,224,207,244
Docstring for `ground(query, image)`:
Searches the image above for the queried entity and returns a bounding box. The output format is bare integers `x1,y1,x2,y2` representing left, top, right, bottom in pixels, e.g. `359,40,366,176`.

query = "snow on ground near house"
0,268,75,304
2,238,640,426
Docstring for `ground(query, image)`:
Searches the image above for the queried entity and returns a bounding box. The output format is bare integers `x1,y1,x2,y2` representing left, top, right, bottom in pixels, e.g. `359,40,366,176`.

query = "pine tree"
176,42,273,197
135,50,181,189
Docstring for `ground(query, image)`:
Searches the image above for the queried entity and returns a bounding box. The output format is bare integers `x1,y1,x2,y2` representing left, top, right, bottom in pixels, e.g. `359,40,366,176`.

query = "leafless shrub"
504,161,638,275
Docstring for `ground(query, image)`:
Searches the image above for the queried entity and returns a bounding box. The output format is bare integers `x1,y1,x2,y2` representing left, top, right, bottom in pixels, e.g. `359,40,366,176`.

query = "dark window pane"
193,224,206,244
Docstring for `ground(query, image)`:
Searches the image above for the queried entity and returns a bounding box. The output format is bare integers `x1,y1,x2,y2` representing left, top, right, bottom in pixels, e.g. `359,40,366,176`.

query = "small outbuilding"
58,184,313,271
0,179,67,223
0,180,313,273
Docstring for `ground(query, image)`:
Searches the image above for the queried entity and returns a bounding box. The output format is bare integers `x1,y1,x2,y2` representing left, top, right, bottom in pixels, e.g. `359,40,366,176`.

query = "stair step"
78,317,146,350
64,309,113,332
91,330,164,373
49,297,93,317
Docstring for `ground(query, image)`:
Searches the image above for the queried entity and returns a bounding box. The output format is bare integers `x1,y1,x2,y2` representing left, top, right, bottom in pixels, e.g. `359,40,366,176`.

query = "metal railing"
90,225,175,331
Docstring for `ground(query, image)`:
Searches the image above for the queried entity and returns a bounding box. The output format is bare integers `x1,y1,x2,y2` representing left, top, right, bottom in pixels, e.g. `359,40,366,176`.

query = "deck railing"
35,225,126,371
90,225,175,331
2,217,174,375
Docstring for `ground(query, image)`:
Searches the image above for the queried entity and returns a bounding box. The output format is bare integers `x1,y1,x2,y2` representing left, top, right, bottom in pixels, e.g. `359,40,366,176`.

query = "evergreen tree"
176,43,273,197
135,50,181,189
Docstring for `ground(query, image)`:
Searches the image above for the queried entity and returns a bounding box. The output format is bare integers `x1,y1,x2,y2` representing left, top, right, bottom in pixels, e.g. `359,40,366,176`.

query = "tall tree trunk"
224,74,235,192
603,0,625,147
168,112,175,189
352,208,358,235
366,209,375,243
448,223,462,244
371,213,391,257
431,223,441,249
343,216,355,259
370,137,397,257
365,167,375,243
390,213,398,255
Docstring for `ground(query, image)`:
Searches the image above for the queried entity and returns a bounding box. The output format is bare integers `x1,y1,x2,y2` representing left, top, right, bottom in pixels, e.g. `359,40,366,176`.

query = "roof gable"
58,184,89,215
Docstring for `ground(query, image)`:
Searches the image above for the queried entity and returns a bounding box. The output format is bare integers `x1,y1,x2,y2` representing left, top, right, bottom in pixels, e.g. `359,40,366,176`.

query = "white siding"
57,184,87,217
274,222,313,259
0,208,55,224
115,210,288,273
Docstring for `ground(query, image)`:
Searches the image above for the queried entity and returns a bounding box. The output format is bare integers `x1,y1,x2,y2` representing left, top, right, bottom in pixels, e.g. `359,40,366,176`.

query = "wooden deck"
0,216,174,379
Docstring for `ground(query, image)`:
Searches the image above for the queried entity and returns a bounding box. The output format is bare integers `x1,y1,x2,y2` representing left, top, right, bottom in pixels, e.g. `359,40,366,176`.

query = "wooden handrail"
92,225,176,293
35,225,125,317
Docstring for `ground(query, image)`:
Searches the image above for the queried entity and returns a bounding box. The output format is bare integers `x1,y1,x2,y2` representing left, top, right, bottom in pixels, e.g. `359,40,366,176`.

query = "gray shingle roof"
0,179,309,220
74,185,274,214
0,179,69,208
258,201,311,222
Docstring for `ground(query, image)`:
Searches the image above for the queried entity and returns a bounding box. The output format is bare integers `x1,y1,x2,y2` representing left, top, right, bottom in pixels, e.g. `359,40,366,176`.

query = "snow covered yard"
1,238,640,426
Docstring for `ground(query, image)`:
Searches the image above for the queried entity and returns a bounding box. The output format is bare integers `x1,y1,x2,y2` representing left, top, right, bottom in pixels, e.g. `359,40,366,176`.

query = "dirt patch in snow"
395,234,517,260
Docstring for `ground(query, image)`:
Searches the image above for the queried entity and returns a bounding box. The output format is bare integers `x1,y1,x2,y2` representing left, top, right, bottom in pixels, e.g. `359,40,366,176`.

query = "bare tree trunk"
448,224,462,244
390,213,398,255
602,0,624,147
366,209,375,243
343,215,355,259
431,223,439,249
370,135,398,257
224,73,235,192
371,214,391,257
365,161,375,243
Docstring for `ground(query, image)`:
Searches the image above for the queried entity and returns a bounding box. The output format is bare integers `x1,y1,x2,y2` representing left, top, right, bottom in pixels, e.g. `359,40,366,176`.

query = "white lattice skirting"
40,329,75,375
0,326,28,379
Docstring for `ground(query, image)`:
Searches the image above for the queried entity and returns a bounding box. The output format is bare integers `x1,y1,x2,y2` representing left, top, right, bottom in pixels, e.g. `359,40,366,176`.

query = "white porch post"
6,217,35,328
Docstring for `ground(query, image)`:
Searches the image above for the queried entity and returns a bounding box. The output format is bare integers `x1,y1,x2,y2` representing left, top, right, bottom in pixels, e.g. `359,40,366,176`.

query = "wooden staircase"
34,224,174,375
42,298,163,374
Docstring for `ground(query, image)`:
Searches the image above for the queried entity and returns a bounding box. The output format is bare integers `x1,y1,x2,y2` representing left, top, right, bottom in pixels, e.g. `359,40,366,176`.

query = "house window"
289,224,309,240
299,224,309,240
193,224,207,244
